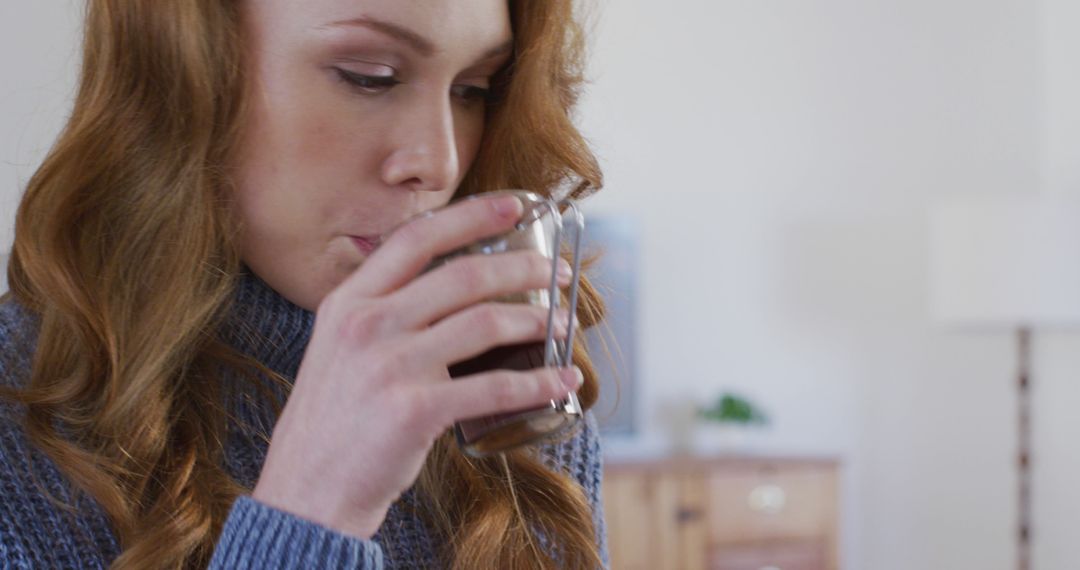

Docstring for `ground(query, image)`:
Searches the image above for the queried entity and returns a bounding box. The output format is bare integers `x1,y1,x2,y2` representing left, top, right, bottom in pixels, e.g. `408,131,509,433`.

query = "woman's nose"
379,98,460,193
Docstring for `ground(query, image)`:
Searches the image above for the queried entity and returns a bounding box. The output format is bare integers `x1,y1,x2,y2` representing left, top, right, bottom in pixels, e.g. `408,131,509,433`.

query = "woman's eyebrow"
477,39,514,62
323,16,513,62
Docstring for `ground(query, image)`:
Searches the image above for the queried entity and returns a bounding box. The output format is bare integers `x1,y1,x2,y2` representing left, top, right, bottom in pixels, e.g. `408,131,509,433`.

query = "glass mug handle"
542,198,585,371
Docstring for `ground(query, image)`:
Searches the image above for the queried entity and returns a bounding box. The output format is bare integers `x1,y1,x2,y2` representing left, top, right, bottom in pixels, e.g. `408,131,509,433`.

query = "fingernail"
491,195,523,219
556,258,573,282
561,367,584,389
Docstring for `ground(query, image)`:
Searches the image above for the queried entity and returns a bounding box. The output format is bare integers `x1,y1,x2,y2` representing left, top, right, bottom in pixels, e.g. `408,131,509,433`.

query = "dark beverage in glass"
449,339,580,456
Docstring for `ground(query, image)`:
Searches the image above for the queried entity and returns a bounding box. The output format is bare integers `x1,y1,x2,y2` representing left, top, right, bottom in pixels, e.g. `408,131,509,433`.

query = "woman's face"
233,0,512,310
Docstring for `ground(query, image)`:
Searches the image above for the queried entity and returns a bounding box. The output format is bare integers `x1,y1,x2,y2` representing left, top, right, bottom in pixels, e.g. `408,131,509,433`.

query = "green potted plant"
693,392,770,452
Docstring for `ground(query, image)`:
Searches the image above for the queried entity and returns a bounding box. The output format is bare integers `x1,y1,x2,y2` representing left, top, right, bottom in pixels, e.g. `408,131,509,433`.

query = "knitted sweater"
0,272,608,568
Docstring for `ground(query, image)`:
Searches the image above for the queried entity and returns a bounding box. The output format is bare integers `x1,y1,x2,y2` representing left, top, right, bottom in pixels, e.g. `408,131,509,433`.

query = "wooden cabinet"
603,455,840,570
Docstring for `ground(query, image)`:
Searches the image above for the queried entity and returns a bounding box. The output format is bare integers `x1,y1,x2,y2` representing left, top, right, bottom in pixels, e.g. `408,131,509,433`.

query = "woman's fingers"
412,302,570,370
340,194,525,298
389,250,572,330
427,366,583,426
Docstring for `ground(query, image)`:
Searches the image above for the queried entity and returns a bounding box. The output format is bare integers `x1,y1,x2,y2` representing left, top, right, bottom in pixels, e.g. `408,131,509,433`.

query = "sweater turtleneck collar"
220,268,318,487
224,268,316,382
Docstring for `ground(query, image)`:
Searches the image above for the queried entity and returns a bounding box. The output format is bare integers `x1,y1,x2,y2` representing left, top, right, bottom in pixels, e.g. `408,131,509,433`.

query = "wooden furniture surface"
603,454,840,570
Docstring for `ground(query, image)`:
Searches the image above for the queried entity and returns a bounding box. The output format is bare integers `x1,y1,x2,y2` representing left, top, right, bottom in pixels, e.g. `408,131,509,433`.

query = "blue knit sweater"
0,272,608,568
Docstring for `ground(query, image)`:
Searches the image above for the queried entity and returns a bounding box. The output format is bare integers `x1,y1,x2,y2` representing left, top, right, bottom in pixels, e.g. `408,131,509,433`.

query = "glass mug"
394,190,586,457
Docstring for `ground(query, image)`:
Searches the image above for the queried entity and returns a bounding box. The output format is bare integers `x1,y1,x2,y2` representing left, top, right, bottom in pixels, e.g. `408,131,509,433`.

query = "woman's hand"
251,194,582,539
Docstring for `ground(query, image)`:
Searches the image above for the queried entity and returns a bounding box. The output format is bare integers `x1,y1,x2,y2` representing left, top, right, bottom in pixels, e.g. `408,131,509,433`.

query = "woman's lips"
349,235,381,255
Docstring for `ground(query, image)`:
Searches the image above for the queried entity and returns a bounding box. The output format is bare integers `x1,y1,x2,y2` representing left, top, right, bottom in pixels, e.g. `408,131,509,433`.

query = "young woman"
0,0,609,568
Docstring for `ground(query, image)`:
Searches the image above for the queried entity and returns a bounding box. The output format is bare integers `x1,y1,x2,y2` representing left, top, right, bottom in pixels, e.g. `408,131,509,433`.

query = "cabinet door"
603,471,655,569
603,469,708,569
663,471,708,569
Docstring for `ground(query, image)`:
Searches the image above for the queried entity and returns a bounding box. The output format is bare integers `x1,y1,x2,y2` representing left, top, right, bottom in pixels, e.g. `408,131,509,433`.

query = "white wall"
577,0,1078,569
0,0,82,253
1032,2,1080,569
1040,0,1080,194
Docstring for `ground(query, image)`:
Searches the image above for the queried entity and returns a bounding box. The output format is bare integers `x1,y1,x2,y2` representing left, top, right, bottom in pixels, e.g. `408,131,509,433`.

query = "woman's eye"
452,84,493,105
333,67,491,104
334,68,400,94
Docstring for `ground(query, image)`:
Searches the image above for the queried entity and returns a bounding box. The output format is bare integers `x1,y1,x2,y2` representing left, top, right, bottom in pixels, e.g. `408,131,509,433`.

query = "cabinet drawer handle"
759,566,781,570
747,484,787,514
675,506,704,523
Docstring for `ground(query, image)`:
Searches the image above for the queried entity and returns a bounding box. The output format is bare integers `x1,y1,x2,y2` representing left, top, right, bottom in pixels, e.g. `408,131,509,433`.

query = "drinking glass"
410,189,586,457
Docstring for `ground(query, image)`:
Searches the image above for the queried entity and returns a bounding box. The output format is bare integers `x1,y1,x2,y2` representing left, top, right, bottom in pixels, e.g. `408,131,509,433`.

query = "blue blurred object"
580,215,640,437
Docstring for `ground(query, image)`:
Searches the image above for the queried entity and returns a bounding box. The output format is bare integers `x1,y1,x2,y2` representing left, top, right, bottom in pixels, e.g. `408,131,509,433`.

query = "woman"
0,0,609,568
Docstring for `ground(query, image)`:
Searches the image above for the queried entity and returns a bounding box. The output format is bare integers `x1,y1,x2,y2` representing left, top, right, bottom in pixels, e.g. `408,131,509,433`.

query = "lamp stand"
1017,327,1032,570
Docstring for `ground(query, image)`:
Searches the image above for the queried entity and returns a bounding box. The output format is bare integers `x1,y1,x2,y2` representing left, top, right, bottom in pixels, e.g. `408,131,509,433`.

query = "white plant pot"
692,423,755,454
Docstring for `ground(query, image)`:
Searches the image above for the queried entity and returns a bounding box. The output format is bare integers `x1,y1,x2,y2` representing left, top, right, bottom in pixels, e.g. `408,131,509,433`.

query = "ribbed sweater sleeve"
209,496,384,569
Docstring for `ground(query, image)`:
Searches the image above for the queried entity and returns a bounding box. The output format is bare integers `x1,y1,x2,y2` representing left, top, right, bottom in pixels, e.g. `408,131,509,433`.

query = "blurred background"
4,1,1080,568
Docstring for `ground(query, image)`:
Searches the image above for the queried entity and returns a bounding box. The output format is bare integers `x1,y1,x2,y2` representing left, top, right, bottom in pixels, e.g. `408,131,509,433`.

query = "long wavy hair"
2,0,606,569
